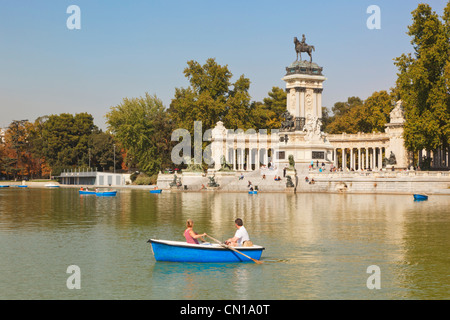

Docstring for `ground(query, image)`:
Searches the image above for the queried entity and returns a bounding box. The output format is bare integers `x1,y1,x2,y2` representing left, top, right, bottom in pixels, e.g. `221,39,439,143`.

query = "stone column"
351,148,355,170
342,148,346,170
361,152,365,170
378,148,382,169
358,148,361,171
314,88,323,119
334,149,338,167
300,88,306,119
256,149,260,170
365,148,369,169
286,88,291,114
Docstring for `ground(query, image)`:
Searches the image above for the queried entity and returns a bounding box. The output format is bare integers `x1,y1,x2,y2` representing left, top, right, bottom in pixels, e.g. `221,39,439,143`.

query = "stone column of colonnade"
228,147,273,171
333,147,386,171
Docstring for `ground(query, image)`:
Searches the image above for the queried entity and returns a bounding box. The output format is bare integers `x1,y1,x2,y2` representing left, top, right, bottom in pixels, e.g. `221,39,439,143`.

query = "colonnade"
333,147,386,171
226,147,275,171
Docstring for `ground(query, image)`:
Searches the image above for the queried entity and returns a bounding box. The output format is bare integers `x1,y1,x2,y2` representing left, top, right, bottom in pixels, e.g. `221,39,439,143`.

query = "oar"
206,234,262,264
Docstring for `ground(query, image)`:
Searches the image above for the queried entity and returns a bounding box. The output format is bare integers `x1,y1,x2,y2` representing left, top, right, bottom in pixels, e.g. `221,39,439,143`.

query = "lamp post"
113,144,116,173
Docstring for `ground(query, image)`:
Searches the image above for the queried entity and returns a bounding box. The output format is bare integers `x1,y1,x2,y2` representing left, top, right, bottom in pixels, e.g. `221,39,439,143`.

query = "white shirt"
234,226,250,246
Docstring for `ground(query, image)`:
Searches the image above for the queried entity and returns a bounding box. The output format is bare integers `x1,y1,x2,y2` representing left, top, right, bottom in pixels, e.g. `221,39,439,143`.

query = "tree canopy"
324,92,394,134
394,2,450,153
106,93,173,175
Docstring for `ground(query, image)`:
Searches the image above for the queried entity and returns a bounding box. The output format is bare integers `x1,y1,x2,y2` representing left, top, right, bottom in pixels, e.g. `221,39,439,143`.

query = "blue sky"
0,0,447,130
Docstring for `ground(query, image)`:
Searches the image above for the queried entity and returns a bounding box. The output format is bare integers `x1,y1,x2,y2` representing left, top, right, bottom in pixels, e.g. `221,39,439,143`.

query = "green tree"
89,131,123,172
37,113,96,171
248,87,287,130
363,90,394,132
325,97,369,134
394,2,450,160
106,93,173,175
169,58,252,131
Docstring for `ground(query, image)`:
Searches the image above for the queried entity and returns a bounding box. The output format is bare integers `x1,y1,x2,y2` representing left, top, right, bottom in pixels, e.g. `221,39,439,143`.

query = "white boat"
45,183,60,188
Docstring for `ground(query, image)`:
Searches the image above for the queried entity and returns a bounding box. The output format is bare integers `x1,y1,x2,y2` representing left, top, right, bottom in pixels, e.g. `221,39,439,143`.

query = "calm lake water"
0,187,449,300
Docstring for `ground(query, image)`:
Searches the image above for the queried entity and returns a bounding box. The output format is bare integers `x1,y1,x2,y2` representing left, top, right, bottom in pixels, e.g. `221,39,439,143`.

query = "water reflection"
150,261,254,300
1,188,449,299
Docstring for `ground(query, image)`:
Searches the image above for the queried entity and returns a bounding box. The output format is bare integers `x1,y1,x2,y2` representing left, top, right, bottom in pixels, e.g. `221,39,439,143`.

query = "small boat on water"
248,190,257,194
0,185,10,188
148,239,264,263
79,190,96,195
45,183,60,188
17,185,28,188
95,191,117,197
149,189,162,194
413,194,428,201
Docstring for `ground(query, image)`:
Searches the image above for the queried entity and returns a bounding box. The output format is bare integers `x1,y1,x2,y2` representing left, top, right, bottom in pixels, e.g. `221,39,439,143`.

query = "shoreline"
1,179,449,196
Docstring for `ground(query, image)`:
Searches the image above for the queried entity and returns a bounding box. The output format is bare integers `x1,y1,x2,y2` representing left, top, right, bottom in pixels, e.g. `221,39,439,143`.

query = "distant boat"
248,190,257,194
95,191,117,197
413,194,428,201
79,190,96,195
148,239,264,263
150,189,162,194
18,185,28,188
45,183,59,188
0,185,10,188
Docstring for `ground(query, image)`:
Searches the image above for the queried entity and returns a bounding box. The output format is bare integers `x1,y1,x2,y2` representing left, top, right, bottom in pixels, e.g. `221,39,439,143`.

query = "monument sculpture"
207,175,220,187
281,110,295,131
276,34,334,172
294,34,315,62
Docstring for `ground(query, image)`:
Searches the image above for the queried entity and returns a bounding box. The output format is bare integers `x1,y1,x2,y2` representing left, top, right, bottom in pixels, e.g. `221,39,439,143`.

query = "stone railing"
305,170,450,179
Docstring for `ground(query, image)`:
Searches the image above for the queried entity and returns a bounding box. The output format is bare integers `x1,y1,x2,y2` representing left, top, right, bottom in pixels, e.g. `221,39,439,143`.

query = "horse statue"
294,35,315,62
281,111,295,131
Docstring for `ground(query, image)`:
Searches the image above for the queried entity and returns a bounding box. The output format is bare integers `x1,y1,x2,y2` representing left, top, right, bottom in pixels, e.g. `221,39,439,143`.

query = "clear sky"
0,0,447,130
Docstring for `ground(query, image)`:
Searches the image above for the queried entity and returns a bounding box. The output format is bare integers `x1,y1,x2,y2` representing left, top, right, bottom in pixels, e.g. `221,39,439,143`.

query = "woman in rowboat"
184,219,206,244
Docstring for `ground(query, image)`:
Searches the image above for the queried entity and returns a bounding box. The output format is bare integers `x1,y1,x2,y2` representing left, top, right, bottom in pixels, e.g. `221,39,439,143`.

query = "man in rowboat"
225,218,253,247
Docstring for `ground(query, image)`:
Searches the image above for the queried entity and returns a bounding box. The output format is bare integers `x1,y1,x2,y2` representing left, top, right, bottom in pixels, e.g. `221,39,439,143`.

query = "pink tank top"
184,228,199,244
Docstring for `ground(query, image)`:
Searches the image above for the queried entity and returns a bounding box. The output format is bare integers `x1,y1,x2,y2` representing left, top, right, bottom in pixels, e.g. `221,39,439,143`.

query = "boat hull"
149,239,264,263
79,190,96,195
413,194,428,201
150,189,162,194
96,191,117,197
248,191,257,194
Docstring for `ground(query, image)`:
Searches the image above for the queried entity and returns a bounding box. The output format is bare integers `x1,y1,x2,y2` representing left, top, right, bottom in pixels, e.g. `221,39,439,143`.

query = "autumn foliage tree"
394,2,450,165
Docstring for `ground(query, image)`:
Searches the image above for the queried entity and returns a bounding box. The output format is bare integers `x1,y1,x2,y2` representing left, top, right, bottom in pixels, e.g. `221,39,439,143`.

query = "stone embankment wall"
157,170,450,195
296,171,450,194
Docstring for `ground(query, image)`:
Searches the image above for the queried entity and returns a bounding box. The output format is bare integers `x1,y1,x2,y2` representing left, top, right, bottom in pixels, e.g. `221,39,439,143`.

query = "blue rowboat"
413,194,428,201
150,189,162,194
248,190,257,194
18,185,28,188
95,191,117,197
79,190,96,195
0,185,10,188
148,239,264,263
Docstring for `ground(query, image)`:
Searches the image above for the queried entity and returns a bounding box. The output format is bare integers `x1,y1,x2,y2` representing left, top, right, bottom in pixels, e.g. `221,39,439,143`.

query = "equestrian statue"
294,34,315,62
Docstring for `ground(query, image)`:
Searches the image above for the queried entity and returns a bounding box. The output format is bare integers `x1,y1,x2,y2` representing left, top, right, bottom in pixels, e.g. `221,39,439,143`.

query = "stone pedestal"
282,60,326,131
276,60,333,173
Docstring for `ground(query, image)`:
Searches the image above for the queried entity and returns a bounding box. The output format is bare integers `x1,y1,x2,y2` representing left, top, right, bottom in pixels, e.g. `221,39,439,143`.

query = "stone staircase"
216,168,288,192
